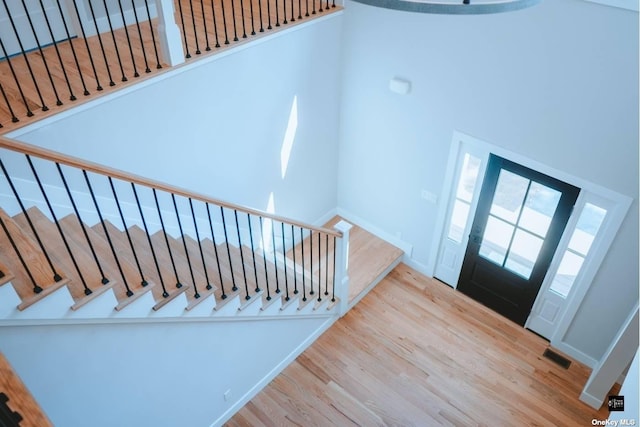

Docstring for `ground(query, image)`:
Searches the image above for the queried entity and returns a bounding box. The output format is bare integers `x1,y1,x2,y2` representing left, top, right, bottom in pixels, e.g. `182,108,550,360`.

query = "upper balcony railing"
0,0,340,132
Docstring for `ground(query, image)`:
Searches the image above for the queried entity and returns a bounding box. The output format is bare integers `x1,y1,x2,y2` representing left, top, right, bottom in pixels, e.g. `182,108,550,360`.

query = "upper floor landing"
0,0,342,134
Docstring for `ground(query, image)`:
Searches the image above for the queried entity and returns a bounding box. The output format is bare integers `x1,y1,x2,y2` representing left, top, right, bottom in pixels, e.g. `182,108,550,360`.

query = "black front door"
457,155,580,325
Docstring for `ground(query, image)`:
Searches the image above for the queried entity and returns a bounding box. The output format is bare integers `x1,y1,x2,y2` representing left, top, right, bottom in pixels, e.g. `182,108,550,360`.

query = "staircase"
0,136,403,426
0,204,342,321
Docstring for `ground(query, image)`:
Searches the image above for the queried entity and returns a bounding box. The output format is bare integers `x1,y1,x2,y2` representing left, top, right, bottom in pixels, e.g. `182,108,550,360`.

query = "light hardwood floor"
226,263,615,426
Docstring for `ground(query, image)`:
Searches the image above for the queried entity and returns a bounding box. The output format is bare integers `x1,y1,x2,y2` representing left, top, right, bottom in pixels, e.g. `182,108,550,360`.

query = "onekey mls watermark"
591,395,637,426
609,396,625,412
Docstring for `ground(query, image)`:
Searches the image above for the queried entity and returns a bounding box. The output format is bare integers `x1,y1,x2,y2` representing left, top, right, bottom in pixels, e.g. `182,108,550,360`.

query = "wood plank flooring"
0,352,53,427
0,0,341,133
226,263,615,426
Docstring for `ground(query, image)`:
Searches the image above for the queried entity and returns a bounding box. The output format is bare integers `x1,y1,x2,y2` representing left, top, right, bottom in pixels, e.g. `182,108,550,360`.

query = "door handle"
469,234,482,244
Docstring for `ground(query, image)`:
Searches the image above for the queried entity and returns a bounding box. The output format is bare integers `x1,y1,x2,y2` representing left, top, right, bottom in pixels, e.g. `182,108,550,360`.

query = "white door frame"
429,130,632,367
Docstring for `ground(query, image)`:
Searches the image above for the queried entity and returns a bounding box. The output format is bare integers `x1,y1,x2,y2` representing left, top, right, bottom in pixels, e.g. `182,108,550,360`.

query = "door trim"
429,131,632,367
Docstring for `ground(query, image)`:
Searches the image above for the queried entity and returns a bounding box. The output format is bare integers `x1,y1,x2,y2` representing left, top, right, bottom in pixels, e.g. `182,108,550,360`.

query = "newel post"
333,220,352,317
155,0,185,66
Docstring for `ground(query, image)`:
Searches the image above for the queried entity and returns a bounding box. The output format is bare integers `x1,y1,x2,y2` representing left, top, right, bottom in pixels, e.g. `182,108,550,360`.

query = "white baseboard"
579,390,604,410
335,208,413,255
210,315,338,427
551,341,598,369
402,257,435,280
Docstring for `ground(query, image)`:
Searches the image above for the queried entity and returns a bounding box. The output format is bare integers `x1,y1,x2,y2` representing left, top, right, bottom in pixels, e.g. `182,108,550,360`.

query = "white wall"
9,14,344,228
336,0,638,362
0,316,333,427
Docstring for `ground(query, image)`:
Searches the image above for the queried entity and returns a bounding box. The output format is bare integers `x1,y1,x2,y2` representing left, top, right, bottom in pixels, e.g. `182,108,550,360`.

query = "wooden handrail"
0,136,342,238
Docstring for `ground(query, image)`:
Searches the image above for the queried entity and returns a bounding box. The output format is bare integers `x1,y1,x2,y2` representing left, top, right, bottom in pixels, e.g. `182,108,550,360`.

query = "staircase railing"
0,0,339,130
0,135,344,314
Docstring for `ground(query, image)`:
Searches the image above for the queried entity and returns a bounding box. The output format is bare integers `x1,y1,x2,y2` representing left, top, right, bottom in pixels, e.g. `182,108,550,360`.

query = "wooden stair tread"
0,208,70,305
127,225,193,305
324,216,404,302
12,208,115,307
89,220,157,307
149,231,214,308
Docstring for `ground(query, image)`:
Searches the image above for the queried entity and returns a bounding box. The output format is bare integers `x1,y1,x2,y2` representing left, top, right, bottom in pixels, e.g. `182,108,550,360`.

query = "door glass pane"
490,170,529,223
479,216,514,265
569,203,607,256
504,229,544,279
448,199,470,243
456,153,481,203
550,251,585,297
519,182,561,238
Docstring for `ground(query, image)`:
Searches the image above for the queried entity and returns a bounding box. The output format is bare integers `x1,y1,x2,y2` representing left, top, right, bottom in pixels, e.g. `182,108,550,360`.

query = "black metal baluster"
275,0,280,26
305,0,309,17
297,0,302,19
325,0,329,10
188,0,202,54
0,159,61,281
83,171,132,296
312,0,316,15
189,199,212,290
206,203,226,298
69,0,104,90
249,0,256,35
332,0,335,8
291,225,298,296
172,194,199,298
332,236,336,302
220,206,237,291
132,184,167,298
234,210,250,300
318,0,323,14
54,0,89,96
324,234,329,296
247,214,260,292
259,217,270,300
143,0,162,68
153,189,182,289
108,178,148,287
266,0,272,29
176,0,191,57
87,0,116,86
36,0,76,101
290,0,295,21
299,227,306,301
56,164,109,285
239,0,248,37
0,215,41,293
26,156,91,294
1,0,49,110
257,0,264,32
116,0,139,77
281,222,289,301
230,0,240,41
0,82,19,124
0,38,31,118
317,231,322,302
283,0,287,24
130,0,152,73
270,219,280,294
220,0,231,44
198,0,211,51
101,0,128,81
209,0,221,47
309,230,314,296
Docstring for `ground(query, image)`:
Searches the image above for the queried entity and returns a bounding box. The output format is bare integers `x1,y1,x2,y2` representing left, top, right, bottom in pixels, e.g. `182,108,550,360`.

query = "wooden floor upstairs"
0,0,342,133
